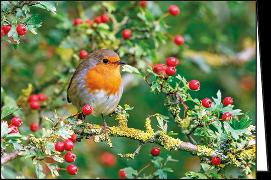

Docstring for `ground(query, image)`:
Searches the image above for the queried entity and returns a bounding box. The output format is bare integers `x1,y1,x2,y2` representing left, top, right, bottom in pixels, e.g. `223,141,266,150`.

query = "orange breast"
84,64,122,95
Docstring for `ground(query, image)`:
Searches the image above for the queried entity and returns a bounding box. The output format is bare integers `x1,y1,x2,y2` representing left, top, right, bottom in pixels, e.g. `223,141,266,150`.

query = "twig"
135,163,151,178
1,151,20,165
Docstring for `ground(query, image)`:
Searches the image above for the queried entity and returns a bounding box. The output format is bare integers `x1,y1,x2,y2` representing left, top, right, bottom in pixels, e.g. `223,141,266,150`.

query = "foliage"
1,1,256,179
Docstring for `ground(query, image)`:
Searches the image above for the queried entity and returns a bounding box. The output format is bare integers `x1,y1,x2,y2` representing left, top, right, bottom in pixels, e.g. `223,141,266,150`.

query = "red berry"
67,164,78,175
188,80,200,91
151,147,160,156
153,64,167,76
165,66,176,76
101,14,110,23
69,133,77,142
1,25,11,35
222,112,232,121
223,97,234,106
8,124,19,134
202,98,213,108
85,19,92,27
174,35,184,46
29,101,40,110
16,24,27,36
11,116,23,127
64,139,74,151
100,152,116,166
139,1,147,8
38,93,47,102
30,122,39,132
122,29,132,40
73,18,83,26
119,169,126,179
166,57,178,67
65,152,77,163
82,104,93,116
79,50,88,60
29,94,39,102
94,16,102,24
211,156,221,166
55,142,65,152
168,5,180,16
1,29,5,36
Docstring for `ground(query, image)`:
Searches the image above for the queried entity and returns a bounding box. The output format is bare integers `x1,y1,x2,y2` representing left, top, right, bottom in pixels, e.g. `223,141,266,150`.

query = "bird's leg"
101,114,111,140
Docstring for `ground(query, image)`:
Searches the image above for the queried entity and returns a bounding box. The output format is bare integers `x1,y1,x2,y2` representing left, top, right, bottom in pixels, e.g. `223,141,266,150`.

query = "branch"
1,151,20,165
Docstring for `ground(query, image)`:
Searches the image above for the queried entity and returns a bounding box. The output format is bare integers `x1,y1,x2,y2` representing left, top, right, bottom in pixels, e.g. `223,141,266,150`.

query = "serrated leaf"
184,171,208,179
56,126,73,139
34,2,56,14
35,163,46,179
151,156,163,169
52,155,64,163
123,167,138,179
122,65,142,76
1,121,9,137
47,164,59,177
1,106,20,119
230,115,251,130
154,169,167,179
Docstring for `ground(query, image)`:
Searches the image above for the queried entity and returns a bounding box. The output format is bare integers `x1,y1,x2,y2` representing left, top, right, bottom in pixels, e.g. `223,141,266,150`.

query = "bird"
67,49,125,125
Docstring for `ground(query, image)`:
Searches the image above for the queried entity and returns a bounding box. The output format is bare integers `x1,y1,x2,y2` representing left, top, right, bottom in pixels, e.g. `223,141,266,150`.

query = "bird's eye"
102,58,109,64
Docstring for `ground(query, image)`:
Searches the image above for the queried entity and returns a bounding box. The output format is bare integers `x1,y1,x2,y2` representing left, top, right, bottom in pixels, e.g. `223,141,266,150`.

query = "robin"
67,49,126,126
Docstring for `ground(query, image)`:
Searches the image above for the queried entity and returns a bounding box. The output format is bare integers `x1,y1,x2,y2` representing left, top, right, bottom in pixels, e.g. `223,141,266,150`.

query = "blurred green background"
1,1,256,179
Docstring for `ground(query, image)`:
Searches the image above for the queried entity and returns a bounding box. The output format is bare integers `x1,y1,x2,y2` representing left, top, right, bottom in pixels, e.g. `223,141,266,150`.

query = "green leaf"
122,65,142,76
154,169,167,179
47,164,59,177
52,155,64,163
184,171,208,179
151,156,163,168
1,121,9,138
56,126,73,139
34,2,56,14
224,122,252,140
230,115,251,129
35,163,46,179
1,106,20,119
123,167,138,179
5,133,22,139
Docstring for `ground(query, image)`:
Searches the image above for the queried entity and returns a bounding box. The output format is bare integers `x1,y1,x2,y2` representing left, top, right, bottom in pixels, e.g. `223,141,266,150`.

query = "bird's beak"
118,61,126,65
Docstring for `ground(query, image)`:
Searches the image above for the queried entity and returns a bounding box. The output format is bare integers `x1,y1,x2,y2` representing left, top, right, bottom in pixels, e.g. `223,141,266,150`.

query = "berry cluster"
28,93,48,110
1,24,27,37
54,134,78,175
8,116,23,134
201,96,234,122
73,14,110,28
153,57,180,77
